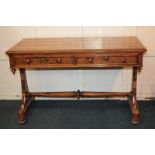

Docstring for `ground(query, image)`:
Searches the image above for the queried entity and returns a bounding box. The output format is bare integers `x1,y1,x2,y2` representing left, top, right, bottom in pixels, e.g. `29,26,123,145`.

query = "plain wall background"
0,26,155,99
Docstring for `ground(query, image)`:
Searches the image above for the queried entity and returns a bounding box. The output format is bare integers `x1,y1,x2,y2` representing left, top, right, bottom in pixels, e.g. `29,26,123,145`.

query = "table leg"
18,69,34,124
129,67,140,124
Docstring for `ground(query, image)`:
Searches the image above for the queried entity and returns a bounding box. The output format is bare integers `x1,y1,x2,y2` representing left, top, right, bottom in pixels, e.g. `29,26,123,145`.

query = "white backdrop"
0,26,155,99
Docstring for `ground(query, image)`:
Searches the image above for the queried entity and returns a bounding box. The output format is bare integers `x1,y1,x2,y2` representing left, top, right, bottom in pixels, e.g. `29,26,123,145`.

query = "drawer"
15,57,74,66
14,55,138,68
77,56,137,65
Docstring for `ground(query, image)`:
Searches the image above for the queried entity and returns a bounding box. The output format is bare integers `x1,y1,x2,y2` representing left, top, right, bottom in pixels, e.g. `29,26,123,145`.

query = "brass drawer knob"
104,56,109,61
121,57,126,63
87,57,93,63
26,58,31,64
57,58,62,63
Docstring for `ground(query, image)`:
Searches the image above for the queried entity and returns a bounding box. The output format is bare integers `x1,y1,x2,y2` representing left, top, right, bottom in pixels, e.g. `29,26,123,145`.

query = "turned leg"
129,67,140,125
18,69,34,124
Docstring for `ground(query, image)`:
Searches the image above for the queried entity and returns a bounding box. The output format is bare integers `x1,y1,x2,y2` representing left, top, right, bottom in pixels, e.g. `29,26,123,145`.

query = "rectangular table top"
6,37,146,54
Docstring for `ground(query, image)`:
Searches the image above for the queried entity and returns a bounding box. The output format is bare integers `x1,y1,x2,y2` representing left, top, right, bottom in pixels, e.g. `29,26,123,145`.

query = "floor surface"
0,100,155,129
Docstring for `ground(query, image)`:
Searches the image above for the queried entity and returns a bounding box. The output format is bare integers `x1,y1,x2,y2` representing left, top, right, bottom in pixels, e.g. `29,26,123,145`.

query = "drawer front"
15,57,74,66
77,56,137,65
14,55,138,68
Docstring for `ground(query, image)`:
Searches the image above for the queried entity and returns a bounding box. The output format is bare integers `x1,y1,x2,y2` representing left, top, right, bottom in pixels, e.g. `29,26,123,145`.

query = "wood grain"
6,37,146,53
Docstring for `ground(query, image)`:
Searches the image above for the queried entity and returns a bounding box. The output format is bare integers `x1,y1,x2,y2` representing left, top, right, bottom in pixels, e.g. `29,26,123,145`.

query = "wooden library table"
6,37,146,124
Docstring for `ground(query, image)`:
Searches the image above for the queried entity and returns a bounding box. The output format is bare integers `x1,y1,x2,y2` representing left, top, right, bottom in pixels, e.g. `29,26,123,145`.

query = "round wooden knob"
121,57,126,63
40,58,47,63
104,56,109,61
87,57,93,63
26,58,31,64
57,58,62,63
